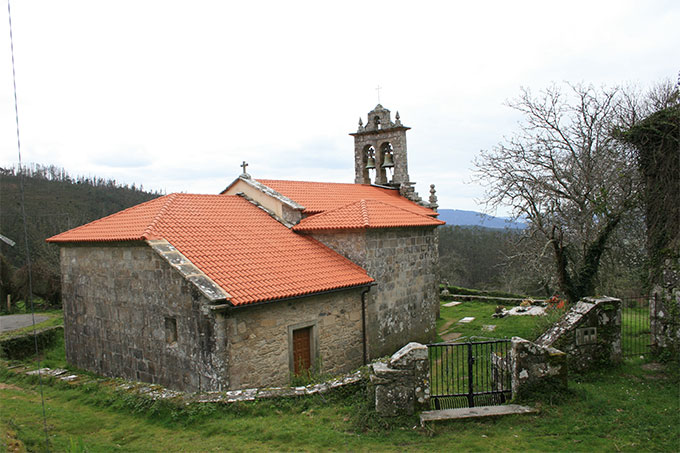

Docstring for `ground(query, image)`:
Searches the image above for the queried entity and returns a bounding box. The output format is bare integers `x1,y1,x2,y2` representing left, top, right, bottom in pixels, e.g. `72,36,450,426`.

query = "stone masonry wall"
535,297,622,371
509,337,567,399
60,244,228,392
369,342,429,416
650,256,680,353
226,288,364,389
311,227,439,359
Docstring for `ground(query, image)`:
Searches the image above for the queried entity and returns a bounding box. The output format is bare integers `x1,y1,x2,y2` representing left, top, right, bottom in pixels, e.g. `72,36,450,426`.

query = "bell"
365,156,376,170
382,153,394,168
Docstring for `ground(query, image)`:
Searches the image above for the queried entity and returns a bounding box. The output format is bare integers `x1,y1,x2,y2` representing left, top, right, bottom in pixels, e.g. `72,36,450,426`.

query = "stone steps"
420,404,537,426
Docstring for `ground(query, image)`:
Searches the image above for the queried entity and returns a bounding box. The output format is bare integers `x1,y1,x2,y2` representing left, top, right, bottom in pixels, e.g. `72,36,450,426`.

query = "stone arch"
378,142,394,184
362,144,376,184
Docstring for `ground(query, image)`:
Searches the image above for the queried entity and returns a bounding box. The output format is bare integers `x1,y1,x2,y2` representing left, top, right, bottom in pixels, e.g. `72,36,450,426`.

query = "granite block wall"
60,244,228,392
226,288,364,389
310,227,439,359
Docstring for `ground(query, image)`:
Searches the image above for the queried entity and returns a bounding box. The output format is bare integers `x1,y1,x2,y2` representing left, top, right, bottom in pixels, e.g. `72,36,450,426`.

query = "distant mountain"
437,209,526,229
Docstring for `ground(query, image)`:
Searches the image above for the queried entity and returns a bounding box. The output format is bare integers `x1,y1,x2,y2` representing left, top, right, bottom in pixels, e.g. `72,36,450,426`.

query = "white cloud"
1,0,678,212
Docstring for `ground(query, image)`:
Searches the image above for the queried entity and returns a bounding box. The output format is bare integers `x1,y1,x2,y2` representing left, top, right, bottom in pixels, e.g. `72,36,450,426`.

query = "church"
47,104,444,392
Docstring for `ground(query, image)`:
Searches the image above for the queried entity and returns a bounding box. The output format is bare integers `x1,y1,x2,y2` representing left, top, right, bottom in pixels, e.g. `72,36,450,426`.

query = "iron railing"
427,339,511,409
620,296,651,358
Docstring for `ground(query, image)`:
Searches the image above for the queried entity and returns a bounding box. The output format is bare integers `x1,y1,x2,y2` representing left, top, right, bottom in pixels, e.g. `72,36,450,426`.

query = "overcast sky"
1,1,678,215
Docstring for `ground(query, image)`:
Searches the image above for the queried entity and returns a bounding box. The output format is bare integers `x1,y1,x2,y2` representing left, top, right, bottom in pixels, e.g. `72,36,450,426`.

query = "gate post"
369,342,430,416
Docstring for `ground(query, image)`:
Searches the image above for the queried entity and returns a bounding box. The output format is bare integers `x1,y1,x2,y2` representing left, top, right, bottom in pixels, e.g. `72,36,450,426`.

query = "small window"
575,326,597,345
165,317,177,344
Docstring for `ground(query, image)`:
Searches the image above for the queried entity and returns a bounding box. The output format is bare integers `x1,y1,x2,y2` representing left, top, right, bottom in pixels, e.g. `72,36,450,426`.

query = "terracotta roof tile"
47,194,373,306
257,179,438,217
293,199,445,231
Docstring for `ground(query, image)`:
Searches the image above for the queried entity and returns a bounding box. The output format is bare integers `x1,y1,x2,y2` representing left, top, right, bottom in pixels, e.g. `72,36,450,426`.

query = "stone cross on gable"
241,161,248,174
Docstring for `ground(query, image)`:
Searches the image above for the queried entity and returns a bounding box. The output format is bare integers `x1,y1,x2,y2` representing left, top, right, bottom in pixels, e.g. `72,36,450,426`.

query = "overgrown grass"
1,353,678,452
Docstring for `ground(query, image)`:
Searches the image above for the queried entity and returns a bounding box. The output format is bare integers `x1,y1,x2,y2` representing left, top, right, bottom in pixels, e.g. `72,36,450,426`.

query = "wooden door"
292,327,312,376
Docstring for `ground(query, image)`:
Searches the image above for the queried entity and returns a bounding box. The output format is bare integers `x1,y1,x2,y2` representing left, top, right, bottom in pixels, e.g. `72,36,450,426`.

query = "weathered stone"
535,297,622,371
370,342,430,416
389,342,428,369
510,337,567,398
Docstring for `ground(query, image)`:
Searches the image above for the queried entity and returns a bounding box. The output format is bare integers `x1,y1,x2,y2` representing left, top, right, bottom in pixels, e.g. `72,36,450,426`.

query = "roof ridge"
46,195,170,242
363,198,440,221
359,199,370,226
142,193,180,239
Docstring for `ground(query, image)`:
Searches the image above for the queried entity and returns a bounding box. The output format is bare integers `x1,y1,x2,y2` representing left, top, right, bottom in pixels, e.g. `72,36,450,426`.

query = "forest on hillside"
437,223,647,299
0,162,650,312
0,164,160,309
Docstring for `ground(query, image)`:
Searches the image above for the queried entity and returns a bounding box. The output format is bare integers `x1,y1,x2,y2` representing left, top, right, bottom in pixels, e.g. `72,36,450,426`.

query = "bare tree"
475,82,648,303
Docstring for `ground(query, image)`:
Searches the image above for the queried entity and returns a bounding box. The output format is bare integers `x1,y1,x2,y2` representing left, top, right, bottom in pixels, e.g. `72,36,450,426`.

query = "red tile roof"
293,199,445,232
47,194,373,306
257,179,438,218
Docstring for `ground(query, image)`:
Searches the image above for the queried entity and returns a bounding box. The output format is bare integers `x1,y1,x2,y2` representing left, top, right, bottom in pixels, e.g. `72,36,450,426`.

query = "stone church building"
48,105,443,392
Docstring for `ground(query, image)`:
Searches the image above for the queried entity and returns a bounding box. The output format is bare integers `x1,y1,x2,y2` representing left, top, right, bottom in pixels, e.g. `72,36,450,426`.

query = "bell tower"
350,104,411,187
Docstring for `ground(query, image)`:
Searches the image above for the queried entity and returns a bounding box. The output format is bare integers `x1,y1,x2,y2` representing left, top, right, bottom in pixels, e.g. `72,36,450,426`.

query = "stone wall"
535,297,622,371
650,257,680,353
369,342,429,416
226,288,364,389
310,227,439,359
509,337,567,399
60,244,228,392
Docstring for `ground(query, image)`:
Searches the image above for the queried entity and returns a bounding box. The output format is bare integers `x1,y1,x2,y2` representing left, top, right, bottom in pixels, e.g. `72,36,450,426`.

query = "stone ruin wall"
60,244,228,393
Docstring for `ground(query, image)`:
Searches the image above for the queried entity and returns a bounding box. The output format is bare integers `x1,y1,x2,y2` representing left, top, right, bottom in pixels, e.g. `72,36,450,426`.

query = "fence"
428,339,511,409
620,296,651,357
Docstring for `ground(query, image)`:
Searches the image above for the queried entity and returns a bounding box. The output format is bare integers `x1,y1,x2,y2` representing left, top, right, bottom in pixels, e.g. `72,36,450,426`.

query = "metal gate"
427,339,511,409
621,296,651,358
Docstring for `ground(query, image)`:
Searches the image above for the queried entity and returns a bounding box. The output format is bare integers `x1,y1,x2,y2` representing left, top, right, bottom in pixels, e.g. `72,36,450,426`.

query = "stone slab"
420,404,537,425
441,332,462,342
482,325,496,332
442,301,462,307
458,317,475,323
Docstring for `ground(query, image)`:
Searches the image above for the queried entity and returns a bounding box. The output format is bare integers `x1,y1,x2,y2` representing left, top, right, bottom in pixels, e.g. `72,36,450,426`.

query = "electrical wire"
6,0,51,450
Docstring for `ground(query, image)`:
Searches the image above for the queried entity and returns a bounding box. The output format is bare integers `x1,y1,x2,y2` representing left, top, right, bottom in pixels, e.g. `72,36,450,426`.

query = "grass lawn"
1,355,678,452
436,299,553,342
1,301,677,451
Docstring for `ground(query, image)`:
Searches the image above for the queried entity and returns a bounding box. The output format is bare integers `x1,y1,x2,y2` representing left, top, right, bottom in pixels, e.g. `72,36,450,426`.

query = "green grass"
2,300,676,451
1,354,678,452
436,299,548,342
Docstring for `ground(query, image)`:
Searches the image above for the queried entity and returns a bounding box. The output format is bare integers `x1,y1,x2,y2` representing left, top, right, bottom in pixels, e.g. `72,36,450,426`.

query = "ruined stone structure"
534,297,622,371
49,105,443,392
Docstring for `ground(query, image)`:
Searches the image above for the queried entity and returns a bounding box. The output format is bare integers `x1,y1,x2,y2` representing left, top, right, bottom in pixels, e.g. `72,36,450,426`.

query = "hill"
1,164,161,307
437,209,526,229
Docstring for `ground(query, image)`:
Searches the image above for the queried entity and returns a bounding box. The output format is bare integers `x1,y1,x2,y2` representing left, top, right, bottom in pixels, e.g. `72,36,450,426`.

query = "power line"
6,0,50,450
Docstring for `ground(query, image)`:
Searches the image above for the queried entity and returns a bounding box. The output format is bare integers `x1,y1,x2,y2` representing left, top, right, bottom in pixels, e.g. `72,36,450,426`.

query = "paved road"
0,314,50,333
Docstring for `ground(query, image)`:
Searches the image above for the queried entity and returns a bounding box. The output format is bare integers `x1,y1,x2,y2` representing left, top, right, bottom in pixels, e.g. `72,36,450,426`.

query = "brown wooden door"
292,327,312,376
